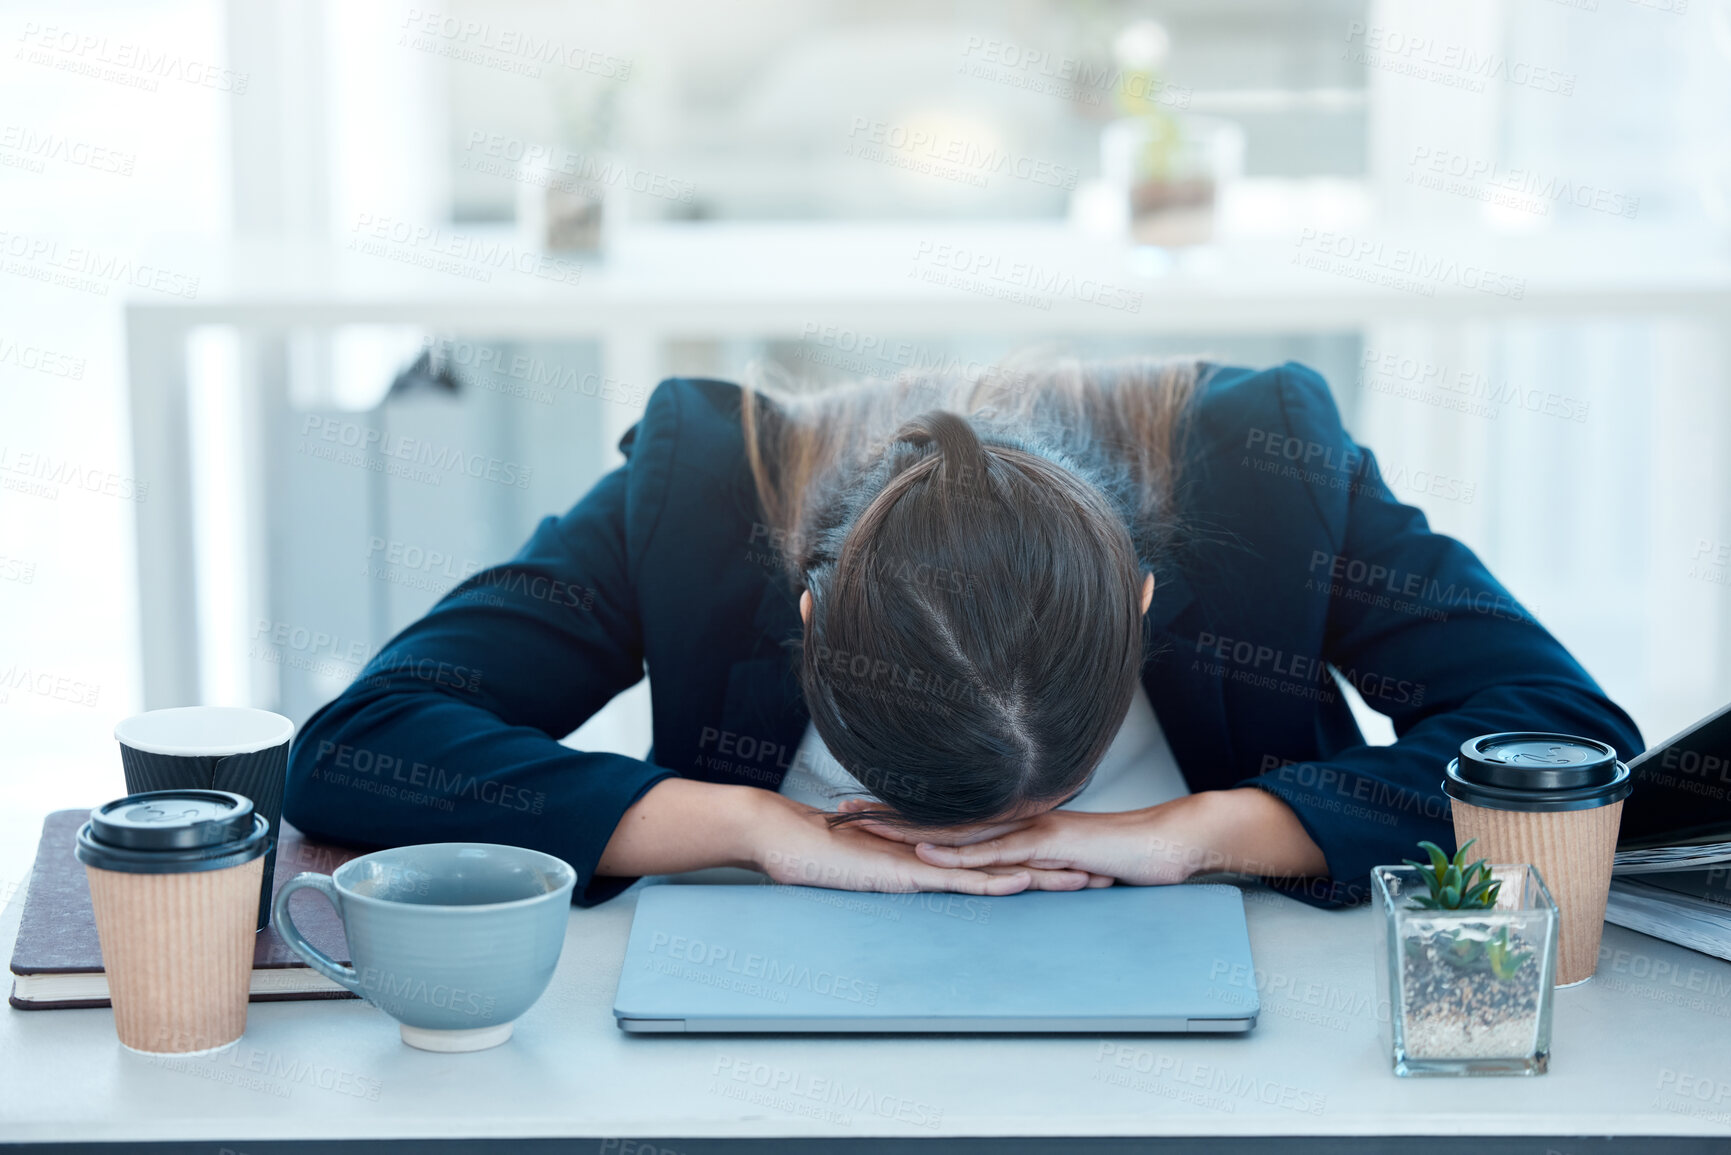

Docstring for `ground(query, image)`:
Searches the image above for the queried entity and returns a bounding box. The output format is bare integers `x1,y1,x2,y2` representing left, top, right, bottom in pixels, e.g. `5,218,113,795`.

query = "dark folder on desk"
8,810,362,1009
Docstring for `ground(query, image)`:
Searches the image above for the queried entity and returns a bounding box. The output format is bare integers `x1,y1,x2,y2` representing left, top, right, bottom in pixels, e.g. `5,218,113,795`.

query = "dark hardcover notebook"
9,809,362,1009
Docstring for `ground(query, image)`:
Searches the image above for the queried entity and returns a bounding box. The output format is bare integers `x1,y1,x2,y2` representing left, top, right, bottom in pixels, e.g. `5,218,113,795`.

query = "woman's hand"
746,791,1111,895
838,789,1328,886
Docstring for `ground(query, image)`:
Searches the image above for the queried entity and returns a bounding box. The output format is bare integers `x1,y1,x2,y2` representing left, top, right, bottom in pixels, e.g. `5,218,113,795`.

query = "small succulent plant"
1403,839,1502,911
1483,925,1533,980
1442,934,1482,967
1429,925,1530,976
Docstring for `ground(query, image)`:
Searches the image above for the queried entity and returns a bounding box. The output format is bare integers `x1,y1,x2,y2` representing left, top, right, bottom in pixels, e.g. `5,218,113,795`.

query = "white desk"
121,221,1731,711
5,868,1731,1150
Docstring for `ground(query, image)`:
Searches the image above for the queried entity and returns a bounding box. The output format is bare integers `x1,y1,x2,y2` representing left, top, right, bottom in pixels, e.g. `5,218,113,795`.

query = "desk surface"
5,871,1731,1147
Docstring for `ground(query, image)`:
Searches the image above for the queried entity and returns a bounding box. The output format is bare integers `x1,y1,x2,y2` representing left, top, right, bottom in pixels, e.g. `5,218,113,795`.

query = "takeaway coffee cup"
1444,733,1632,986
114,706,295,931
75,790,272,1055
273,843,575,1052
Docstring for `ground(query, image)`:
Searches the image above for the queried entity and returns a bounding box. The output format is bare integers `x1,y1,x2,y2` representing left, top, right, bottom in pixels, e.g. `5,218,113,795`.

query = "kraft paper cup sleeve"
85,856,263,1055
1452,797,1622,986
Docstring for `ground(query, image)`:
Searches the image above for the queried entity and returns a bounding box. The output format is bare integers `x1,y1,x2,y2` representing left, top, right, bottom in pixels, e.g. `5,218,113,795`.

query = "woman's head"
742,355,1205,829
796,410,1151,827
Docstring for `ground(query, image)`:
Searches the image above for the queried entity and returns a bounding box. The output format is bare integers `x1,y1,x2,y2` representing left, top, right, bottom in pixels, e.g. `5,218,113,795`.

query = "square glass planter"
1373,864,1559,1077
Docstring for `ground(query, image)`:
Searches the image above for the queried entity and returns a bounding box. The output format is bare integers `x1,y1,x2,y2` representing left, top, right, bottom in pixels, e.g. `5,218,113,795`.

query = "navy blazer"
282,363,1643,907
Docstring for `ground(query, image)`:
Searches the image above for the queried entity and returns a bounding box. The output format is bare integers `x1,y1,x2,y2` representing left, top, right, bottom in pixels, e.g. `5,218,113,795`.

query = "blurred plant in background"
521,70,625,252
1112,18,1179,182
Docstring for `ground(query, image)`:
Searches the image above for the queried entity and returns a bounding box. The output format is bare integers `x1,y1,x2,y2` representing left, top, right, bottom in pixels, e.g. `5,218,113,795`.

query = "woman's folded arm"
284,463,682,906
1236,365,1644,904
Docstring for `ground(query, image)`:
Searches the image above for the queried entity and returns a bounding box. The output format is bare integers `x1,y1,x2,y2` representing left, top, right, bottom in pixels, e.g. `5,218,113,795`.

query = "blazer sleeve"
282,446,677,907
1236,363,1644,905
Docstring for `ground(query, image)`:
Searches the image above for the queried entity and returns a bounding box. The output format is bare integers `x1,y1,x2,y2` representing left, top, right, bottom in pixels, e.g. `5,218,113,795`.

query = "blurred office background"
2,0,1730,887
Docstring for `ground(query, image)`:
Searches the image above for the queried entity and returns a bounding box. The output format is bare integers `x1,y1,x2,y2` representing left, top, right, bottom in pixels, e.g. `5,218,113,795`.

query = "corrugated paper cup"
75,790,271,1055
114,707,294,930
1444,733,1632,986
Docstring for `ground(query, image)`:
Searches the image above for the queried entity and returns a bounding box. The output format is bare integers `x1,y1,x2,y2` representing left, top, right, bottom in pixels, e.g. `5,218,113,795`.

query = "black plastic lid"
76,789,271,874
1444,732,1632,813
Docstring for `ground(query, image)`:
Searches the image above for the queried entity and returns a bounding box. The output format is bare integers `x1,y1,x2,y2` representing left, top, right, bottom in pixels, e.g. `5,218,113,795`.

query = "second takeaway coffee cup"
75,790,271,1055
114,706,294,931
1445,733,1632,986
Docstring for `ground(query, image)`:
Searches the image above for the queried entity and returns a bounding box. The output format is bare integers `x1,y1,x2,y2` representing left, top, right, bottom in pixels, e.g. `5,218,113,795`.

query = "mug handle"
272,873,364,996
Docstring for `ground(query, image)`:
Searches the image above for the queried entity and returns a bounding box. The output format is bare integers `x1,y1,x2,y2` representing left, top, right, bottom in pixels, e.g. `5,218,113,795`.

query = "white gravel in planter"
1403,1011,1540,1059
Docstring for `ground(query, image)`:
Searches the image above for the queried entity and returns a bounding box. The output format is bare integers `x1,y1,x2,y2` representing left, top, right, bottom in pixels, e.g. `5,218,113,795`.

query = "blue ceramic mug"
273,843,576,1052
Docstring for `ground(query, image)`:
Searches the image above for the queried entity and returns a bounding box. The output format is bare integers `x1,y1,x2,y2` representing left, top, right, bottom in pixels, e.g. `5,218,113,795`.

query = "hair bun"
891,410,990,487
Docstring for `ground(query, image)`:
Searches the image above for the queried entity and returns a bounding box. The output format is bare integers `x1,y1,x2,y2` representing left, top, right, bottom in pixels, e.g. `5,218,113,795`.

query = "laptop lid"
613,882,1258,1033
1621,700,1731,848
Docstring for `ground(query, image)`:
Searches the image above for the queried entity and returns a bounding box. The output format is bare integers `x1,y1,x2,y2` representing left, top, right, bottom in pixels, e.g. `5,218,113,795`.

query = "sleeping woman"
283,358,1641,908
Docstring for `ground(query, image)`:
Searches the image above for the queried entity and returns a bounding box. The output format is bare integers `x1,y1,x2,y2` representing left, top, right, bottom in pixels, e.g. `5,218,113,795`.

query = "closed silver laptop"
613,882,1258,1033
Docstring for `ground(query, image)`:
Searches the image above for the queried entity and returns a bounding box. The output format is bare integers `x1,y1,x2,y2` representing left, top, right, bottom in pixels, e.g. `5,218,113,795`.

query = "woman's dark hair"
742,356,1205,828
